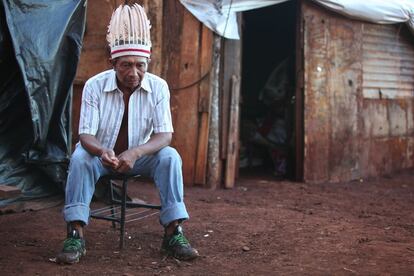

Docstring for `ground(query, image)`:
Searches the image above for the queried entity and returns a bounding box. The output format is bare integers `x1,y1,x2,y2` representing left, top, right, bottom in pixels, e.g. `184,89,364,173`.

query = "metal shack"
73,0,414,187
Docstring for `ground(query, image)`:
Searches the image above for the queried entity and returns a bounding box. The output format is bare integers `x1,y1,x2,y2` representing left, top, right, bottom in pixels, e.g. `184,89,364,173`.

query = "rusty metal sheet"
302,1,414,183
326,16,362,183
303,1,330,183
362,101,389,138
360,99,414,177
303,1,363,183
363,137,408,177
362,24,414,99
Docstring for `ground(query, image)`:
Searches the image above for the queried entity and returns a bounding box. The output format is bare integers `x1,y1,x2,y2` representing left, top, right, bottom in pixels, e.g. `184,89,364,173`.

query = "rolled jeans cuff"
63,203,90,225
160,202,189,226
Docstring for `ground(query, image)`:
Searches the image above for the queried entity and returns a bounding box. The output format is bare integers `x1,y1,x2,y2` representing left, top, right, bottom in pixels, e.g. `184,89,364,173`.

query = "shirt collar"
140,74,152,93
103,69,152,93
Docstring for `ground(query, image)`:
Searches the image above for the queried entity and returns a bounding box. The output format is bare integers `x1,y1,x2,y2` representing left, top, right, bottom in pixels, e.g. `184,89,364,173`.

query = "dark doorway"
240,1,297,179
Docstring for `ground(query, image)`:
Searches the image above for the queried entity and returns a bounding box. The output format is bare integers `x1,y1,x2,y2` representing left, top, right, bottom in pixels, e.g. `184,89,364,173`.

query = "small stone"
173,258,182,265
48,257,57,263
239,186,248,192
242,246,250,252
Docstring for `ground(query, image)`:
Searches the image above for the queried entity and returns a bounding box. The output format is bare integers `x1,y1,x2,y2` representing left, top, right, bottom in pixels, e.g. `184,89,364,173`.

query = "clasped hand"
100,148,139,173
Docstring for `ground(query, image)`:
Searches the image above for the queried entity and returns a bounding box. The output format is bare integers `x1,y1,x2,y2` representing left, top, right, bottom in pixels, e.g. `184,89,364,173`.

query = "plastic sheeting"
180,0,414,39
0,0,86,207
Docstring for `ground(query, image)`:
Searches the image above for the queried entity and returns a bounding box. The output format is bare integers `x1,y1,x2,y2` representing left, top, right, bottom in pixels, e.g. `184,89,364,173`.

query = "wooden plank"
194,25,213,186
220,35,242,159
0,185,21,199
224,75,241,189
167,6,201,185
177,10,200,185
294,0,304,181
161,1,187,182
220,15,242,186
162,0,183,87
75,0,114,82
220,34,241,159
144,0,163,76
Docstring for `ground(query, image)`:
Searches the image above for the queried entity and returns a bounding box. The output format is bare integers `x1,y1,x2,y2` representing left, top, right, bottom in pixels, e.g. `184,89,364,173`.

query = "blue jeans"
62,145,189,226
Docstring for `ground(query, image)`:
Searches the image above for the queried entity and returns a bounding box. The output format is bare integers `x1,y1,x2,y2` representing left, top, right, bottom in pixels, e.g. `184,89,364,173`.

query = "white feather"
106,3,151,57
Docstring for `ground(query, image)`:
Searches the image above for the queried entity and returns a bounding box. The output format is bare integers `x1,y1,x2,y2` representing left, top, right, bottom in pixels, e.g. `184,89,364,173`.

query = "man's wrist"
97,148,105,157
132,147,144,159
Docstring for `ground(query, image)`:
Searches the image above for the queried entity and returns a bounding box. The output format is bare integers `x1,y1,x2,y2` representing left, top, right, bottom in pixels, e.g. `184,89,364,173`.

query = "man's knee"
157,147,182,166
69,145,97,169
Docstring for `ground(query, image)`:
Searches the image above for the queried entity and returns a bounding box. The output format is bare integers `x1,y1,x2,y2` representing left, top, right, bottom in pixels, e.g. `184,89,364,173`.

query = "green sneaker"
56,229,86,264
161,225,199,261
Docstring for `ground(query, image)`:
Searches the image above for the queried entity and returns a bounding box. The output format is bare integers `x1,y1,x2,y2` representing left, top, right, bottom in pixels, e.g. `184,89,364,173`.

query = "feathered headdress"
107,4,152,59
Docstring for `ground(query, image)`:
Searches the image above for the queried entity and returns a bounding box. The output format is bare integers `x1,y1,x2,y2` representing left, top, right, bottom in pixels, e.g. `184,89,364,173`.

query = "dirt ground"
1,171,414,275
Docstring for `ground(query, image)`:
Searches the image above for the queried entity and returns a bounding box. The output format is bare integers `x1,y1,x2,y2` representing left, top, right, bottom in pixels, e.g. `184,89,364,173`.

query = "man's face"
113,55,149,92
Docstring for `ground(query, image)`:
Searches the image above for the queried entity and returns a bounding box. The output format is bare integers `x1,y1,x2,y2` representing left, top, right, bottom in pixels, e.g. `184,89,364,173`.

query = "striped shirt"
79,69,173,150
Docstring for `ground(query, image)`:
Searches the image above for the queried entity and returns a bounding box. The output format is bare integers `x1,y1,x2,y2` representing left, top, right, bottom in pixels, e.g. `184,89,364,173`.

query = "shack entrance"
240,0,300,180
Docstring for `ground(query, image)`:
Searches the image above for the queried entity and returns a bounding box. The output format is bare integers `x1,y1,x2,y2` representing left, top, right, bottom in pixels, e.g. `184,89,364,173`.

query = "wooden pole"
224,75,241,188
207,35,222,189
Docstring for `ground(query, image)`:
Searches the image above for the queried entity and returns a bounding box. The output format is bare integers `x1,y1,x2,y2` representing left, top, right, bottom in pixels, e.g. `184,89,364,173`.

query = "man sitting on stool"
56,3,199,264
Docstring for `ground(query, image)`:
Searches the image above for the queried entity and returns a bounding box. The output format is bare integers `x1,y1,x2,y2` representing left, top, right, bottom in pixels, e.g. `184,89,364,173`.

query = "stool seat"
90,174,161,249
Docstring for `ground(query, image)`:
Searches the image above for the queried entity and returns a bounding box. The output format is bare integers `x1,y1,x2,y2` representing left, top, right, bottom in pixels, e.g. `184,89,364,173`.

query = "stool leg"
110,181,116,229
120,177,127,249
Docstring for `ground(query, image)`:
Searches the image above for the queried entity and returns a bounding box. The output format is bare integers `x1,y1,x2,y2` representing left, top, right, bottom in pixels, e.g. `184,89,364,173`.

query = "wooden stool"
90,174,161,249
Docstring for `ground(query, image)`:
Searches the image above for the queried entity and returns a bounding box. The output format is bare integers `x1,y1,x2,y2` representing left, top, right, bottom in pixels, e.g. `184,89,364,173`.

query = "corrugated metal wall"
360,23,414,179
362,24,414,99
303,1,414,183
